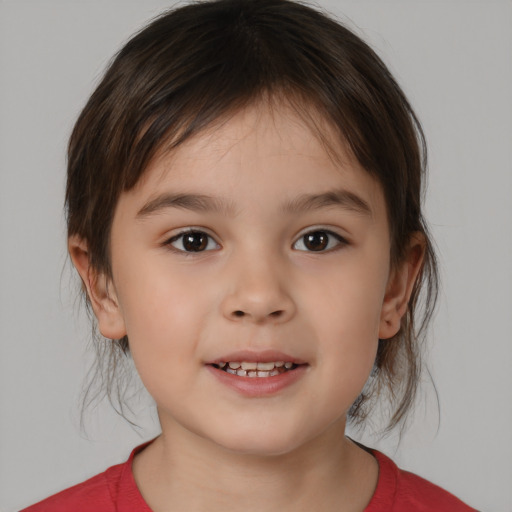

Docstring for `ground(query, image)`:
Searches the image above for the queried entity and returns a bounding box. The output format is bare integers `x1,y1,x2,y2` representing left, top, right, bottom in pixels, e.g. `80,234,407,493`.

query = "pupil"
305,231,328,251
183,232,207,251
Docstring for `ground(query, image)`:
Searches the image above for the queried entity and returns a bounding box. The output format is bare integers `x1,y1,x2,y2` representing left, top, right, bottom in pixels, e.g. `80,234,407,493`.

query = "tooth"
218,362,226,368
247,370,257,377
226,367,237,375
241,362,257,370
275,361,285,367
284,362,293,369
270,369,280,376
236,369,247,377
229,362,241,369
256,362,275,371
257,371,270,377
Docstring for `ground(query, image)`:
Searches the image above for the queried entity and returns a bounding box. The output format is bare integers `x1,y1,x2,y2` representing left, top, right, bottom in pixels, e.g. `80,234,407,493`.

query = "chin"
206,421,315,458
218,437,302,457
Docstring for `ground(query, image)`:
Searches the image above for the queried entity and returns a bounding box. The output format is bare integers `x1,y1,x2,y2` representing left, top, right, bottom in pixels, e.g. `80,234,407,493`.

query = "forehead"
120,102,386,222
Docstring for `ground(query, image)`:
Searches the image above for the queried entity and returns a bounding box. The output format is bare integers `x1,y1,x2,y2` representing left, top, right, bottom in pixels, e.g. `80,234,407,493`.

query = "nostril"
230,309,287,320
233,309,284,318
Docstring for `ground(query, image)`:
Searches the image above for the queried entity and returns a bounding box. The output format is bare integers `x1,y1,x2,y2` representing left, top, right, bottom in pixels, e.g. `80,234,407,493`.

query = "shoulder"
20,441,155,511
20,463,124,512
393,467,478,511
366,449,478,512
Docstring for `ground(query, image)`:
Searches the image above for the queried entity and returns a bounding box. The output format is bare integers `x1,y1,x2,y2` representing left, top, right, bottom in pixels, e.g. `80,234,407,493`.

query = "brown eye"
168,230,219,252
183,232,207,251
304,232,328,251
293,230,345,252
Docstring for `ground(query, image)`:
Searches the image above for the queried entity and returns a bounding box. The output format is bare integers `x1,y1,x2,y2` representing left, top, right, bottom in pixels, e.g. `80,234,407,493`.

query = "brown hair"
67,0,438,431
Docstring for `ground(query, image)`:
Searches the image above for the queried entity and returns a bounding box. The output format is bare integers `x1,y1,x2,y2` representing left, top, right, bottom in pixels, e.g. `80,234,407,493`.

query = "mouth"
212,360,300,378
206,351,308,395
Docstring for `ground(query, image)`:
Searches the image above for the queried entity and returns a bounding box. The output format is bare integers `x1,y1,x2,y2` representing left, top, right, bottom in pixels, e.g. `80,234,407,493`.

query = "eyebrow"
281,189,372,217
136,188,372,219
136,193,236,218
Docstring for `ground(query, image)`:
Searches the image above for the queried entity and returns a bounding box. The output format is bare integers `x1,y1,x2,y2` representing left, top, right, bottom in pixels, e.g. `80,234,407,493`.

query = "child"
22,0,477,510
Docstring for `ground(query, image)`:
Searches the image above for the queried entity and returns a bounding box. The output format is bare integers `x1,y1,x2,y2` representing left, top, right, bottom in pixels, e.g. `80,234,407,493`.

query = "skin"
70,103,424,511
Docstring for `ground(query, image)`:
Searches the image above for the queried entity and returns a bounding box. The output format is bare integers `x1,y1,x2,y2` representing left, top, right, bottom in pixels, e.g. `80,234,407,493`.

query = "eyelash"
164,229,220,254
293,229,347,252
163,228,348,254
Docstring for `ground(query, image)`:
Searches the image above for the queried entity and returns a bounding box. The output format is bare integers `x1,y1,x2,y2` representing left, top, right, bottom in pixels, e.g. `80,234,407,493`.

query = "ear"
68,235,127,340
379,233,425,340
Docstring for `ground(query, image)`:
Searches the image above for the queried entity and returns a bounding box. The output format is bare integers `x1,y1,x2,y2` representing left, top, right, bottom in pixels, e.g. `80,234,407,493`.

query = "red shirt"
21,442,477,511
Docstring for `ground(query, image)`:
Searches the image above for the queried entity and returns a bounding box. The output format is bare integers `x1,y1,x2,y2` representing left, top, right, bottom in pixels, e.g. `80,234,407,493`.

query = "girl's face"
97,104,410,455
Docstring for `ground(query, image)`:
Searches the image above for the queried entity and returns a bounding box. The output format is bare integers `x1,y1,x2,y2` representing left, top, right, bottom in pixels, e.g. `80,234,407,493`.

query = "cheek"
113,257,213,376
306,258,388,339
300,255,387,399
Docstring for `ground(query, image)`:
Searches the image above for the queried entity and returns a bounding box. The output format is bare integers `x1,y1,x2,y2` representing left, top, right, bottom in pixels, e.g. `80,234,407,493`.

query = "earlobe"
68,235,127,340
379,233,425,339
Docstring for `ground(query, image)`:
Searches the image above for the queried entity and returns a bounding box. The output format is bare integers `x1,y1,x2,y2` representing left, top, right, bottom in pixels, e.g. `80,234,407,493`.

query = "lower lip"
206,365,308,397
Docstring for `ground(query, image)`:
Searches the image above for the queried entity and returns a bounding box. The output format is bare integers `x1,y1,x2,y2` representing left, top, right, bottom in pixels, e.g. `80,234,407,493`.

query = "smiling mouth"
213,361,300,378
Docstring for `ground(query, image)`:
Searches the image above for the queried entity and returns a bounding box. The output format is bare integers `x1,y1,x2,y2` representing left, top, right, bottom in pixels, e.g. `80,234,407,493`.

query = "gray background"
1,1,511,511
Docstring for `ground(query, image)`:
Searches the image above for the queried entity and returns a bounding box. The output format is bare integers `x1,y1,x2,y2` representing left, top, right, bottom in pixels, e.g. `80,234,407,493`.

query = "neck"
133,417,378,512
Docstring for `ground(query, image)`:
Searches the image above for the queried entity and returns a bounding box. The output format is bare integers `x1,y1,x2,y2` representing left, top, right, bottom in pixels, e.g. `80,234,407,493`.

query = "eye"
293,230,346,252
166,230,220,253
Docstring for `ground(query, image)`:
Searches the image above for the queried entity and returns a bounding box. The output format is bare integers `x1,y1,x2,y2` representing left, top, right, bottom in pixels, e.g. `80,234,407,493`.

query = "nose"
220,250,296,324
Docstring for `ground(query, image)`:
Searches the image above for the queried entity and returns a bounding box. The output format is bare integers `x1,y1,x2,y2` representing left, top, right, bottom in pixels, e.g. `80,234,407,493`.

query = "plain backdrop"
1,1,511,511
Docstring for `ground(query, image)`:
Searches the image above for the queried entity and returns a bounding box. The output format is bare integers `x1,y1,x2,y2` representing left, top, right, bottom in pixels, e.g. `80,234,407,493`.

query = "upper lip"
207,349,307,365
